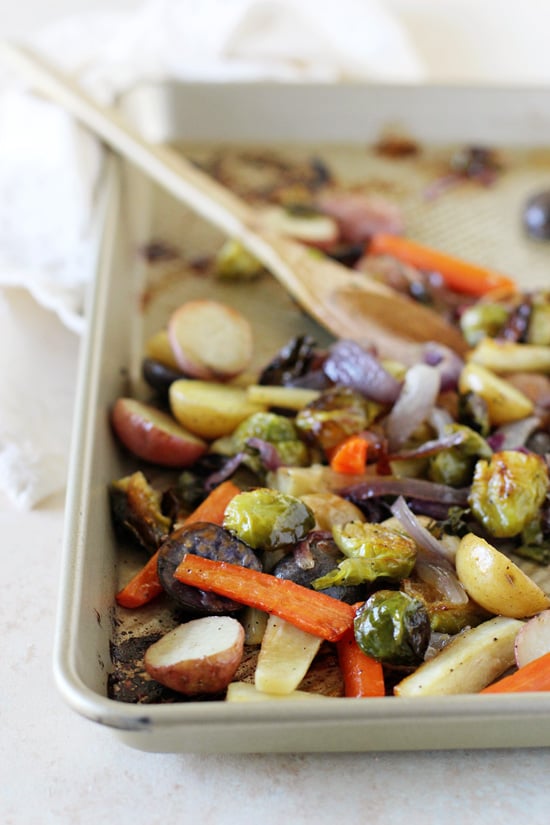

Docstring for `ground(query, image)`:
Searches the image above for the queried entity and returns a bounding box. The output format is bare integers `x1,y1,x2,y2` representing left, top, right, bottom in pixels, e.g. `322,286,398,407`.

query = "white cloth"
0,0,426,508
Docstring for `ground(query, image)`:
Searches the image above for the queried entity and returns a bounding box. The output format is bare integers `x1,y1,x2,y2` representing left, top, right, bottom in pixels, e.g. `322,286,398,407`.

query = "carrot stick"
115,480,241,609
337,628,385,698
480,651,550,694
329,434,368,475
175,554,355,641
368,234,517,297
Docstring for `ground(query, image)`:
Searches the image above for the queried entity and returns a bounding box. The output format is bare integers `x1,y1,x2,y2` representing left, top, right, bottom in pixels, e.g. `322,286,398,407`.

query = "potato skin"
144,616,245,695
157,521,262,614
111,397,207,467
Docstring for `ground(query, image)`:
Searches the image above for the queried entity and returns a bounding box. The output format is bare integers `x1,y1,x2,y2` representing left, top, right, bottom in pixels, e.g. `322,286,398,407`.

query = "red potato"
144,615,245,695
316,191,405,243
259,205,339,250
515,610,550,669
111,397,208,467
168,299,253,381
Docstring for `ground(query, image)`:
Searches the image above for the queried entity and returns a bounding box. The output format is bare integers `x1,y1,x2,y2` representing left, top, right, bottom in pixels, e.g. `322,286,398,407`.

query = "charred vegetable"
110,471,172,553
295,386,379,453
157,521,262,614
402,578,489,634
272,531,364,604
230,412,308,468
459,302,509,346
428,424,492,488
354,590,431,665
468,450,549,537
312,522,417,589
223,488,315,551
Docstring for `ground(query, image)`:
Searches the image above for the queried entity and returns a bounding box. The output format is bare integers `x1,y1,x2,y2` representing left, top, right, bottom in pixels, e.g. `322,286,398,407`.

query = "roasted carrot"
329,434,368,475
337,628,385,698
174,554,355,641
115,479,241,609
368,233,517,297
480,651,550,694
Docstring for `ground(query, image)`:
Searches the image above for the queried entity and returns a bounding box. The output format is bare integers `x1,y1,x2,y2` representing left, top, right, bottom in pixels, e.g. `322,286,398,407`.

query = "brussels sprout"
213,238,264,280
295,386,379,453
231,412,308,468
223,488,315,551
459,303,509,346
428,424,492,487
468,450,549,538
311,522,416,589
354,590,431,665
110,471,171,553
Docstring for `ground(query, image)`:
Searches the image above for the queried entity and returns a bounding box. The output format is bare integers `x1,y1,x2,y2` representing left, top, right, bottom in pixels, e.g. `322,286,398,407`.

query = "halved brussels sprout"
468,450,549,538
223,488,315,551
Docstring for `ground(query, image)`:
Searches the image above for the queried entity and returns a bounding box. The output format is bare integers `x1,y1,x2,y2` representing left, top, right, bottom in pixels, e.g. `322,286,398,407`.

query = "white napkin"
0,0,426,509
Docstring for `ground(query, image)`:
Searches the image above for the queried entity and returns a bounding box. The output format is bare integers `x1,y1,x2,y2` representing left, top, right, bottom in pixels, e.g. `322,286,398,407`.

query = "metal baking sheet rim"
55,82,550,753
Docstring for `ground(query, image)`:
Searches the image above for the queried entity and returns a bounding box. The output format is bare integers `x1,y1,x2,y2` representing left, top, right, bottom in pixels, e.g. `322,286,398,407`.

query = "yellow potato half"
455,533,550,618
169,379,266,440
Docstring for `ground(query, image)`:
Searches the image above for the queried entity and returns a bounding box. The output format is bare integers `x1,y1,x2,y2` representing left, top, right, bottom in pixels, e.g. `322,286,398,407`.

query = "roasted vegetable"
428,424,492,487
223,487,315,551
230,412,308,468
213,238,264,280
468,450,549,537
272,531,364,604
144,615,245,696
402,578,488,634
157,521,262,614
295,386,379,453
459,302,509,346
394,616,523,696
354,590,431,665
458,363,534,426
455,533,550,618
312,522,417,589
110,471,172,553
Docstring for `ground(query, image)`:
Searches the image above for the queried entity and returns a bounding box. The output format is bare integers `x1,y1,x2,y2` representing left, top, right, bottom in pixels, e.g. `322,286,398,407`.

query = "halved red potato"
111,397,208,467
168,299,253,381
515,610,550,669
144,615,245,696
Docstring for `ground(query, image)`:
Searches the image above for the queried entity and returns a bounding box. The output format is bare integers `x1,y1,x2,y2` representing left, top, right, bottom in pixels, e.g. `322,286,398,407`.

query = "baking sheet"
55,82,550,752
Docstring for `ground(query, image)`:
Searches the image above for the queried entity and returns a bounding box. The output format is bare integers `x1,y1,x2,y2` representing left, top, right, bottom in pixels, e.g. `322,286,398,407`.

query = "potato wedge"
394,616,524,696
259,205,339,249
455,533,550,618
111,397,208,467
458,362,533,426
145,329,181,370
144,616,245,696
168,299,253,381
300,492,366,531
169,379,266,440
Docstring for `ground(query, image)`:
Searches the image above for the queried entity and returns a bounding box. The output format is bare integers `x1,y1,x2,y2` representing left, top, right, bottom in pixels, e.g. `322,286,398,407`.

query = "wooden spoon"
0,42,467,362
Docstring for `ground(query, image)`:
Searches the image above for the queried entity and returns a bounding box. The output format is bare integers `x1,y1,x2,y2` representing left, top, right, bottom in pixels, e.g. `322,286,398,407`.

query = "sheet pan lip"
54,86,550,748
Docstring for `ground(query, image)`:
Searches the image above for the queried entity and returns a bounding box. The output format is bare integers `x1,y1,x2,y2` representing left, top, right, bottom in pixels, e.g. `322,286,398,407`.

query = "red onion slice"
385,364,441,451
323,339,402,404
339,475,469,507
390,496,468,605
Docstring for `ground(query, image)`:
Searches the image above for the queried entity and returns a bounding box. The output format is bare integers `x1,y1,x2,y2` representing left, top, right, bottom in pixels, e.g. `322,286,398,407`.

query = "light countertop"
4,1,550,822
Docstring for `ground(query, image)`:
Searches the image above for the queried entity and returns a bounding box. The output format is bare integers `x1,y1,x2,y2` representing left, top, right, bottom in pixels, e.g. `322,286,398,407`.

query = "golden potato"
169,379,266,440
455,533,550,618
